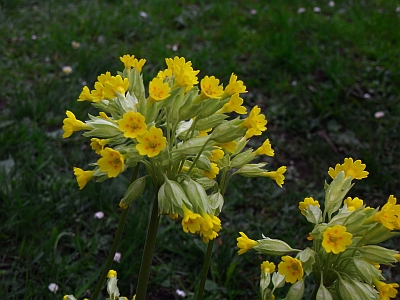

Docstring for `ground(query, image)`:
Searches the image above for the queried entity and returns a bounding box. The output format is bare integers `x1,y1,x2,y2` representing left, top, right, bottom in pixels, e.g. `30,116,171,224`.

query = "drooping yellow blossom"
223,73,247,97
200,76,224,99
373,277,399,300
203,162,219,179
198,128,212,137
62,110,92,138
73,167,94,189
199,213,221,243
218,140,237,153
237,232,258,255
98,112,110,119
78,86,93,102
118,111,147,138
97,148,125,178
181,206,205,234
218,93,247,114
90,138,108,154
90,82,106,102
262,166,286,188
149,77,171,101
136,126,167,158
373,195,400,230
261,261,276,274
255,138,274,156
209,148,225,162
107,270,117,279
328,158,369,180
103,75,130,99
241,105,267,138
278,256,304,284
298,197,320,216
344,197,364,211
119,54,146,72
322,225,353,254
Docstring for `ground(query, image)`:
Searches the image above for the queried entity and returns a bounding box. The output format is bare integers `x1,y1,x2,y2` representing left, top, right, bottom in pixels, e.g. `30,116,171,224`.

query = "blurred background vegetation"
1,0,399,299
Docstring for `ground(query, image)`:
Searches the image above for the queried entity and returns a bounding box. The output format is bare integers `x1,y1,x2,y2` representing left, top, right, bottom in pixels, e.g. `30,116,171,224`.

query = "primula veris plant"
237,158,400,300
62,54,286,299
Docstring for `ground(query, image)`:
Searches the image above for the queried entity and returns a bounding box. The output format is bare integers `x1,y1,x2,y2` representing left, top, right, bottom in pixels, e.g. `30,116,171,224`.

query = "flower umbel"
322,225,353,254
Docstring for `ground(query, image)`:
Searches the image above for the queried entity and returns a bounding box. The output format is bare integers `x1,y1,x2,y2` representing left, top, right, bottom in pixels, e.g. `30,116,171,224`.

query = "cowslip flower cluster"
237,158,399,300
63,54,285,244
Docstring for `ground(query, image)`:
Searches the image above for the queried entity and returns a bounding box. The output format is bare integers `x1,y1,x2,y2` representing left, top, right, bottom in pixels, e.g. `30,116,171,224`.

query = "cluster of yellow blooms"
237,158,399,300
63,55,285,243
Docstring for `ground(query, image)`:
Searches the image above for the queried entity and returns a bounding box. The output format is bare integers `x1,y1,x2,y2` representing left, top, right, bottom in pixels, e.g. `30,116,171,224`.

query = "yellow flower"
200,75,224,99
62,110,92,138
119,54,146,72
90,138,108,154
97,148,125,178
223,73,247,97
261,261,276,274
278,256,304,284
78,86,93,102
107,270,117,279
262,166,287,188
373,278,399,300
103,75,130,99
373,195,399,230
322,225,353,254
73,167,94,189
118,111,147,138
203,162,219,179
255,139,274,156
97,71,112,84
98,112,110,119
298,197,320,215
165,56,199,92
328,158,368,180
218,93,247,114
157,68,173,80
197,128,212,137
237,232,258,255
217,140,237,153
241,105,267,138
181,206,205,234
209,148,225,162
199,213,221,243
344,197,364,211
90,82,106,102
136,126,167,158
149,77,171,101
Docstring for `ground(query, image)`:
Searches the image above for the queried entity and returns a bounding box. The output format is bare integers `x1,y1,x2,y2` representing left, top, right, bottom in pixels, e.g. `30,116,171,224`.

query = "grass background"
1,0,400,299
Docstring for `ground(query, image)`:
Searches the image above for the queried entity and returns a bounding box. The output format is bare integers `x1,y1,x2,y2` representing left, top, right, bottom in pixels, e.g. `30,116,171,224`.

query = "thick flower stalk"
237,158,400,300
63,55,285,299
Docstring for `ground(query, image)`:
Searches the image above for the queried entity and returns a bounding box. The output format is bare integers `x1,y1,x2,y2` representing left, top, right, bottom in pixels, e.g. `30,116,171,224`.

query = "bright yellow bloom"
298,197,320,215
78,86,93,102
97,148,125,178
90,138,108,154
218,93,247,114
197,128,212,137
255,139,274,156
62,110,92,138
73,167,94,189
200,76,224,99
209,148,225,162
237,232,258,255
373,278,399,300
262,166,286,188
199,213,221,243
223,73,247,97
103,75,130,99
136,126,166,157
119,54,146,72
149,77,171,101
344,197,364,211
107,270,117,279
97,71,112,84
261,261,276,274
373,195,400,230
90,81,106,102
203,162,219,179
278,256,304,283
328,158,368,180
322,225,353,254
98,112,110,119
118,111,147,138
181,206,205,234
165,56,199,92
157,68,173,80
217,140,237,153
241,106,267,138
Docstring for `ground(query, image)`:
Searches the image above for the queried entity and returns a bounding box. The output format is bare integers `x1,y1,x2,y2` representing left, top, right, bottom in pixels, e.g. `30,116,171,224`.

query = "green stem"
195,239,215,300
309,284,319,300
135,194,160,300
90,165,140,300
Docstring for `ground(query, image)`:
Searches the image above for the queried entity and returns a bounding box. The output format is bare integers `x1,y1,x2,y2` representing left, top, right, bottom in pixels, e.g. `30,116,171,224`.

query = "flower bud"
176,136,212,155
178,89,202,120
195,114,228,131
209,192,224,215
230,149,256,169
182,178,210,213
285,280,305,300
234,163,266,177
304,204,323,224
272,272,286,289
324,171,353,217
336,277,363,300
362,223,400,244
296,248,316,275
195,155,211,171
119,176,146,208
352,279,379,299
209,119,246,143
357,245,398,264
158,178,192,215
84,116,122,138
254,237,300,256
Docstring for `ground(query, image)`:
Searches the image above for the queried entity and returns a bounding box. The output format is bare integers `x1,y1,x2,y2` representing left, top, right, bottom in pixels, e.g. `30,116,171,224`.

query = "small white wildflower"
297,7,306,14
94,211,104,219
114,252,122,263
81,80,87,86
140,11,148,18
71,41,81,49
176,289,186,297
250,9,257,15
396,6,400,13
374,111,385,119
31,34,37,40
329,1,335,7
48,283,59,293
364,93,371,99
172,44,179,51
62,66,73,75
313,7,321,12
291,80,297,86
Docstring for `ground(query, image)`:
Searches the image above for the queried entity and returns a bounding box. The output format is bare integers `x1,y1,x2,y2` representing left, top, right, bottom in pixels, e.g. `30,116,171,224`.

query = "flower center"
291,263,299,271
329,234,338,243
